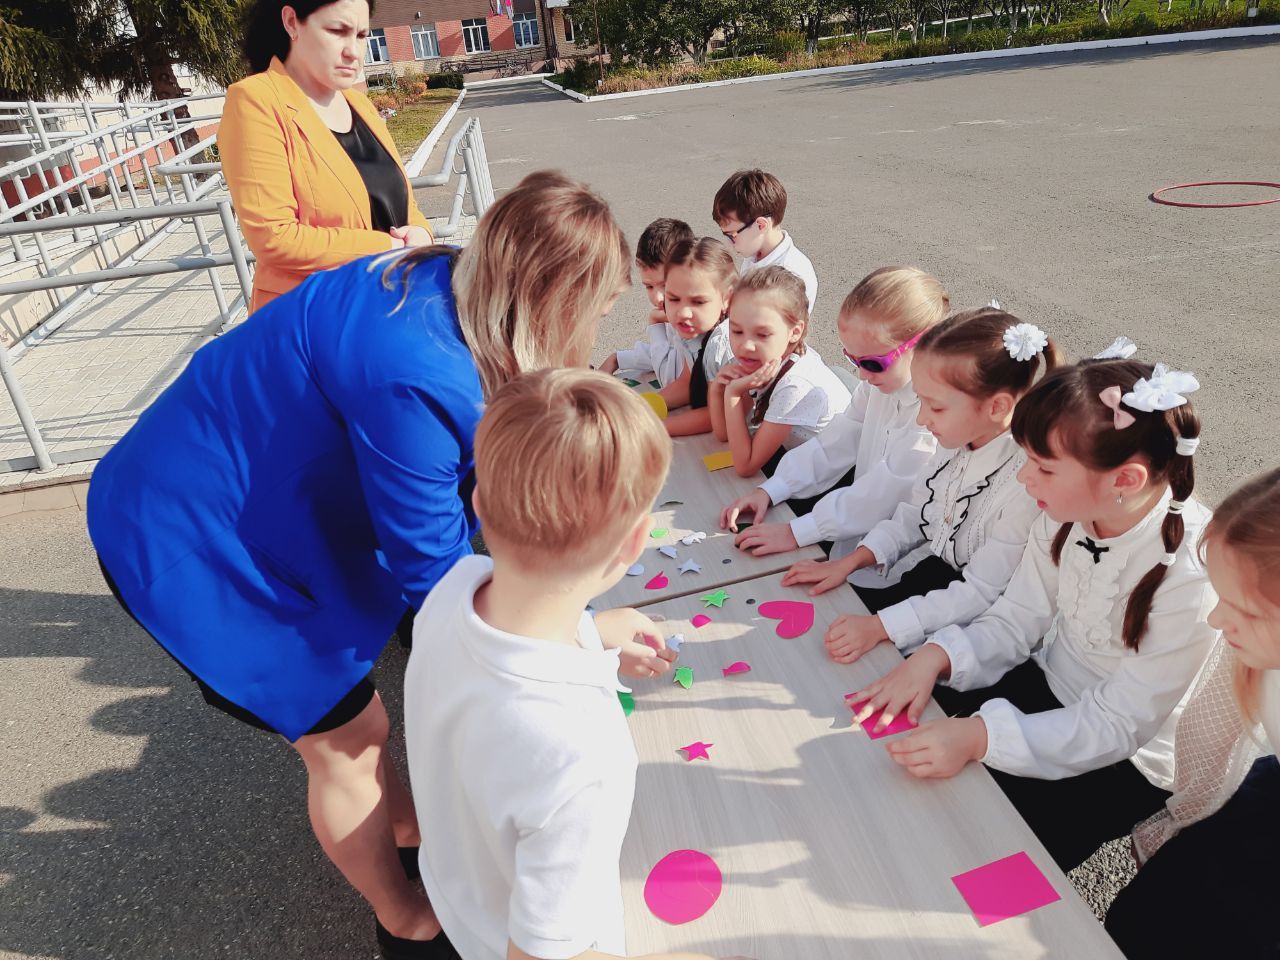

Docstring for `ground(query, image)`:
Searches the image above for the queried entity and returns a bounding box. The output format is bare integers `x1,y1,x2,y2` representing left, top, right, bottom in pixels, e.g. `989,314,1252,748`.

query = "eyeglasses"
720,219,760,242
841,330,924,374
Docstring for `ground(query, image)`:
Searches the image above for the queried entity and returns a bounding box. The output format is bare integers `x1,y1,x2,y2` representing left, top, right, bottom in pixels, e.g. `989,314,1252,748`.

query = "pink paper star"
680,741,713,761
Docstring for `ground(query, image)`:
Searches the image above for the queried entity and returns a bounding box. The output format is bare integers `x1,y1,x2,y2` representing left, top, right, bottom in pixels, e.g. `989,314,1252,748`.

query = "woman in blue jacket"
87,171,632,958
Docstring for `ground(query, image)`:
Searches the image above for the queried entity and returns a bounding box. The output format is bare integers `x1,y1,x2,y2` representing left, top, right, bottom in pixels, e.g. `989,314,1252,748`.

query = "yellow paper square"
703,450,734,472
640,392,668,420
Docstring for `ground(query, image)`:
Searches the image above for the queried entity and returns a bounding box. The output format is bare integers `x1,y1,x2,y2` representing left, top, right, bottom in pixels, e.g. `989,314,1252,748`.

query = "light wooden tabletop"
619,574,1122,959
592,432,825,610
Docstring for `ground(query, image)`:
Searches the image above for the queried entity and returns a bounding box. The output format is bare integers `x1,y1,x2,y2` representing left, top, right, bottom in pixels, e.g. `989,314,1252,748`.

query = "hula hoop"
1150,181,1280,209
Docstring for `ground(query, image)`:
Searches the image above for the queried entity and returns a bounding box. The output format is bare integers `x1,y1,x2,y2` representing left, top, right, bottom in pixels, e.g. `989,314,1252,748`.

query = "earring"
1116,493,1124,504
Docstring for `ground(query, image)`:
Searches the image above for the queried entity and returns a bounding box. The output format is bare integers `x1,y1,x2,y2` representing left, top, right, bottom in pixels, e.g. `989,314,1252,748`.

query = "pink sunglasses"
841,330,924,374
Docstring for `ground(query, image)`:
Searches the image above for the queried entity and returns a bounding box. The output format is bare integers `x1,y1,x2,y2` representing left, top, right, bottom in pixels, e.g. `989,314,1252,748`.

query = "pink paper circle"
644,849,723,925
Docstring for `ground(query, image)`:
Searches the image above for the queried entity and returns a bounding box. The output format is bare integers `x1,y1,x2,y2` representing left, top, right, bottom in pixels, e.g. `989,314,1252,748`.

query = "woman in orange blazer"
221,0,434,314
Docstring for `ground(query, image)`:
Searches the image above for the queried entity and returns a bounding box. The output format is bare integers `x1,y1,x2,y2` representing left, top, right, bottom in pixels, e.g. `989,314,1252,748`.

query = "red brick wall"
371,0,496,28
487,14,515,51
437,19,465,57
385,24,415,62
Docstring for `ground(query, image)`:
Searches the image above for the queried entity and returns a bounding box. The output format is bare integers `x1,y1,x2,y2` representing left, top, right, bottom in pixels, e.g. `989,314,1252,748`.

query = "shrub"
426,71,465,89
369,92,399,111
403,79,428,99
767,30,806,59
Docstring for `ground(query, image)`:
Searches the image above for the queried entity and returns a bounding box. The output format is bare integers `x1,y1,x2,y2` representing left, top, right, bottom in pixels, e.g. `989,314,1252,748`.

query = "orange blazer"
218,58,432,313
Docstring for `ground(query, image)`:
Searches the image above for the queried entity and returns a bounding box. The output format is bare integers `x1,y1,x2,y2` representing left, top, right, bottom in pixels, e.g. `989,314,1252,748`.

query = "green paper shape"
701,589,730,609
650,528,668,539
618,691,635,716
674,666,694,689
648,379,661,388
622,378,640,387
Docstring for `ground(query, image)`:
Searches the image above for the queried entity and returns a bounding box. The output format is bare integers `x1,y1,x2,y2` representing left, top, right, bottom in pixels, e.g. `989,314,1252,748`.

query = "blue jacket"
88,253,482,739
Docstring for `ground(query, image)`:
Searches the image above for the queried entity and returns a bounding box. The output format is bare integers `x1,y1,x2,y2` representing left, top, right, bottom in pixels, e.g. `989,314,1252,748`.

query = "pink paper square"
845,697,918,739
951,852,1061,927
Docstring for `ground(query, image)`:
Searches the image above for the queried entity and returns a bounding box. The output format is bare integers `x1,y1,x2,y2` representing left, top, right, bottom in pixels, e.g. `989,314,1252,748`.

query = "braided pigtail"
1120,403,1201,650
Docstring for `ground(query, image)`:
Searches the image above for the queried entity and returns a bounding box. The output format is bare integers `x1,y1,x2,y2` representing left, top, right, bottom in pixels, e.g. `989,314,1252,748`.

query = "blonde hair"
1202,466,1280,723
839,266,950,342
733,265,809,356
665,237,738,295
386,170,630,399
474,369,672,564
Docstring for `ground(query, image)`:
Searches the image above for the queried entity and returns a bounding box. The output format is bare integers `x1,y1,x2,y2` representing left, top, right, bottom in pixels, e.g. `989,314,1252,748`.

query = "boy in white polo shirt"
712,169,818,315
404,370,740,960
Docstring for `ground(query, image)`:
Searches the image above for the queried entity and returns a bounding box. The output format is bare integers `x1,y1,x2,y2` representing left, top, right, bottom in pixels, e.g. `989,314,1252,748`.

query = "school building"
365,0,593,77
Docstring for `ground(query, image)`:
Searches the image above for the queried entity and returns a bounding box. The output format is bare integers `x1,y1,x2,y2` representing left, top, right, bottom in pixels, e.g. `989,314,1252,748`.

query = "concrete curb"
404,88,467,177
541,23,1280,103
466,72,553,88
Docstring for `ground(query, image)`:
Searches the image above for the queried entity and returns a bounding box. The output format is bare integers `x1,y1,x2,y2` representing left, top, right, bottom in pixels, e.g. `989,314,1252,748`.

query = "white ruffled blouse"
928,489,1218,788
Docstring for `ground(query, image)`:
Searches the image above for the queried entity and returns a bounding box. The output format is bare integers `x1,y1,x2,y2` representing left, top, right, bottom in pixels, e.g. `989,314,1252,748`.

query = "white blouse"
750,349,852,449
759,378,937,550
1262,671,1280,755
858,432,1040,654
927,491,1218,788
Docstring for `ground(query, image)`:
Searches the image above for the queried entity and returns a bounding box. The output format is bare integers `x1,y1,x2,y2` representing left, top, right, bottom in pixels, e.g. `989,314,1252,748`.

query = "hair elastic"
1176,436,1200,456
1160,551,1178,567
1167,499,1186,515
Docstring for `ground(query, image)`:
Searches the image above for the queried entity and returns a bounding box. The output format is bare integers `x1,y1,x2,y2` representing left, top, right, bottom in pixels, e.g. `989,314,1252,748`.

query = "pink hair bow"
1099,386,1136,429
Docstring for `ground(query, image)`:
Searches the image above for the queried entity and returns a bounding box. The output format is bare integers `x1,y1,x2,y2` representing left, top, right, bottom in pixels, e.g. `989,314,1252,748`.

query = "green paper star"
674,666,694,689
650,527,668,539
618,691,635,716
701,589,730,608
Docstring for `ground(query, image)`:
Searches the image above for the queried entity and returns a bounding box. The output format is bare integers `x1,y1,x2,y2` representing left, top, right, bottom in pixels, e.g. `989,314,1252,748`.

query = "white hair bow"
1003,323,1049,362
1123,363,1200,412
1095,336,1138,360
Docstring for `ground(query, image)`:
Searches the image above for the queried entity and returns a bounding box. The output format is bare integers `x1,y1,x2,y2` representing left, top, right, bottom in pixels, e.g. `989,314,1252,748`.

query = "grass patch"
379,91,461,158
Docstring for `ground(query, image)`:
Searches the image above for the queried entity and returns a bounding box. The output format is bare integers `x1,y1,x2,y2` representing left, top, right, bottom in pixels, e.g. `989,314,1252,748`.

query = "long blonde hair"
1202,466,1280,723
840,265,950,341
386,170,630,399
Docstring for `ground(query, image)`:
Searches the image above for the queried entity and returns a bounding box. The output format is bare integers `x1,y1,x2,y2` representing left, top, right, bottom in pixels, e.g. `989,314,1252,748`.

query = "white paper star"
679,559,701,575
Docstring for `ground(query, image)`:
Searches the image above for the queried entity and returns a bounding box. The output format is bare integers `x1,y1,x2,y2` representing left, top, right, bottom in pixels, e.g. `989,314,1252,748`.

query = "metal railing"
0,101,493,475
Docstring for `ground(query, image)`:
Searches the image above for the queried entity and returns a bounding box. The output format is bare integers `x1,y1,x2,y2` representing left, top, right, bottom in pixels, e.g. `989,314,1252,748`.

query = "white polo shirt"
740,230,819,314
404,555,638,960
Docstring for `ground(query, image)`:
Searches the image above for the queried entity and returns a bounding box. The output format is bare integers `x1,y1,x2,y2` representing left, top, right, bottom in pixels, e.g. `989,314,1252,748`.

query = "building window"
364,28,389,64
462,18,491,53
563,15,575,42
513,11,539,47
411,24,439,59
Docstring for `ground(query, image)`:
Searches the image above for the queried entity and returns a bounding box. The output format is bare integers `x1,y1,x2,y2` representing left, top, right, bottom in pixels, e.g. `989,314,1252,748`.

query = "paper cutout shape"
626,563,645,577
667,633,684,653
622,378,640,387
644,573,668,590
640,392,668,420
658,499,684,507
701,589,730,608
650,528,668,539
673,666,694,689
691,614,712,628
679,559,701,575
757,600,814,638
659,545,679,559
951,852,1061,927
618,691,635,716
648,379,661,388
722,661,751,676
681,531,707,545
644,850,723,926
680,741,713,761
845,696,919,739
703,451,734,472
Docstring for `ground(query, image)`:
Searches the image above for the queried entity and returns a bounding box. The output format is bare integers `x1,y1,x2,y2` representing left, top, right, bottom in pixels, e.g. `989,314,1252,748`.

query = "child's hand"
734,520,799,557
647,307,667,325
886,717,988,779
713,362,749,387
781,556,854,595
728,357,781,394
592,608,675,679
721,489,771,532
824,614,890,663
847,644,951,732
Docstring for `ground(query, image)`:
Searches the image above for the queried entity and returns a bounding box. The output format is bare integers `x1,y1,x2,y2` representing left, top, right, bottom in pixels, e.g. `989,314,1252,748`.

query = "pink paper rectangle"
951,852,1061,927
845,697,918,739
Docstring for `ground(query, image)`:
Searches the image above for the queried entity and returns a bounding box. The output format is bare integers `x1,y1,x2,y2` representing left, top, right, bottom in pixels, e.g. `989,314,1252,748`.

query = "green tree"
1,0,247,103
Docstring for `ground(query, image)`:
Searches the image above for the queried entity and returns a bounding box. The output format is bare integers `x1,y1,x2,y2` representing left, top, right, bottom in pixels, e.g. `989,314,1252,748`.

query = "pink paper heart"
645,572,669,590
757,600,814,638
691,614,712,628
